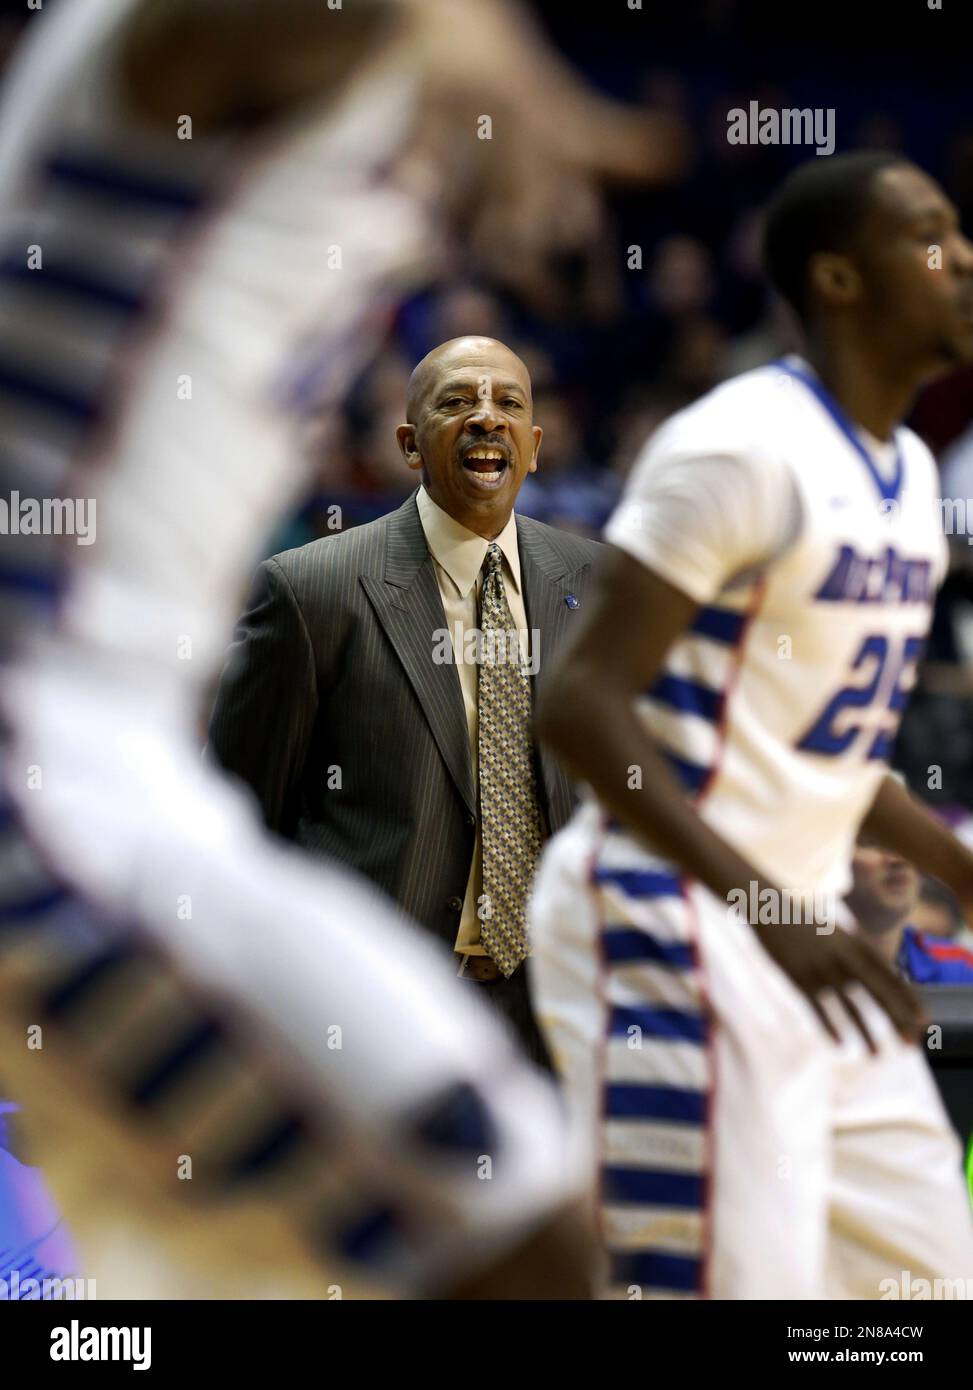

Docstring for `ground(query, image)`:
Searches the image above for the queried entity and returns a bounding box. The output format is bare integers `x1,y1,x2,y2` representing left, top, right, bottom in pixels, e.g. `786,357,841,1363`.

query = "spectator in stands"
847,839,973,985
912,875,973,953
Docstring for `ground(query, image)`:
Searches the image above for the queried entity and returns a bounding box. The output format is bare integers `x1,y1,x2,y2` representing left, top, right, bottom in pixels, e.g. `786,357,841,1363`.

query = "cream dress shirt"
415,484,532,956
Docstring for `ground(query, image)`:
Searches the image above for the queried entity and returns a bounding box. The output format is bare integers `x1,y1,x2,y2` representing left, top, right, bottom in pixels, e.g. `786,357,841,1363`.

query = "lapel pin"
564,594,580,610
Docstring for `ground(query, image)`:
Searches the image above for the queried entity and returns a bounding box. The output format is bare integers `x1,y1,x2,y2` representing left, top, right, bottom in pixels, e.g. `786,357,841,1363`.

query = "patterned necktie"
477,543,543,976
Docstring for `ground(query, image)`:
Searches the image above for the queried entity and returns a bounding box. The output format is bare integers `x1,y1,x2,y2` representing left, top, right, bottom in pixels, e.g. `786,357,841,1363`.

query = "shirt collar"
415,485,522,599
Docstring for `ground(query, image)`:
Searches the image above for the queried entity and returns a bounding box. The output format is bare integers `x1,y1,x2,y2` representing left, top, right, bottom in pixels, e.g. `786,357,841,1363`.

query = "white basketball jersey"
605,358,948,898
0,0,428,684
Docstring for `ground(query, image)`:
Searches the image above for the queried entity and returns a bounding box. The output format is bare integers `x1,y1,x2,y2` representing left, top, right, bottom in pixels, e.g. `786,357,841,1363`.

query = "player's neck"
801,339,918,443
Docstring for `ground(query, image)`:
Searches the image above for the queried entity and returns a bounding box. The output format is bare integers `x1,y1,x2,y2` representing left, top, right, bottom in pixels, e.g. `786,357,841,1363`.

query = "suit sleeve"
206,557,318,837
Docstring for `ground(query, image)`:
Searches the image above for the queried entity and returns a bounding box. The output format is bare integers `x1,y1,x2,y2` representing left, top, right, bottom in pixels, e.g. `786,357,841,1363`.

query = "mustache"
457,437,511,459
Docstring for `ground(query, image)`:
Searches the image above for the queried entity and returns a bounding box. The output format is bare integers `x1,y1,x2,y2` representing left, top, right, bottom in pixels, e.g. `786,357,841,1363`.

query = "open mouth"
461,447,509,486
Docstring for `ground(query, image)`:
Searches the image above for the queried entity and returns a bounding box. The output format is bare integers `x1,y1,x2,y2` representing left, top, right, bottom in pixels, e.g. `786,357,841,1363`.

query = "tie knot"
484,543,503,576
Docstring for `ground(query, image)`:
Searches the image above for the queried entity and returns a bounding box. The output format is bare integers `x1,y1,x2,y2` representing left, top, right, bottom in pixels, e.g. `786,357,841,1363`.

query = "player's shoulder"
652,362,796,456
629,364,798,497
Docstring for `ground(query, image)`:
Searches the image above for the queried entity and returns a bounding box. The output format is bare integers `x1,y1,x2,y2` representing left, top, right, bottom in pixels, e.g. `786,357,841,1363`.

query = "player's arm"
535,530,923,1053
860,772,973,920
207,558,317,837
0,831,594,1300
115,0,686,283
114,0,676,165
117,0,398,132
536,546,773,899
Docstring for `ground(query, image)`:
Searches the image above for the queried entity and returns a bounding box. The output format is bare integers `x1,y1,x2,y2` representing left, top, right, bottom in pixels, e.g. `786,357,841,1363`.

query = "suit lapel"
360,493,476,817
516,516,578,835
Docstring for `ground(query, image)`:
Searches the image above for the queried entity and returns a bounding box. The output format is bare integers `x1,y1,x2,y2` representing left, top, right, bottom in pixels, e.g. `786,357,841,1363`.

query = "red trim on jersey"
590,824,716,1300
681,580,766,1291
588,814,611,1267
681,878,718,1299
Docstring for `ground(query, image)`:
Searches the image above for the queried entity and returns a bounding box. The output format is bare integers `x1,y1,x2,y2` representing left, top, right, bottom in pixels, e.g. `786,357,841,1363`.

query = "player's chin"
945,308,973,360
925,329,973,373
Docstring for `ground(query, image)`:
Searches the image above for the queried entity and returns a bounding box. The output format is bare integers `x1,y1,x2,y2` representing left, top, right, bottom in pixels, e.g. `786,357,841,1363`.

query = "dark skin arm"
860,772,973,919
534,545,924,1052
116,0,397,132
114,0,687,302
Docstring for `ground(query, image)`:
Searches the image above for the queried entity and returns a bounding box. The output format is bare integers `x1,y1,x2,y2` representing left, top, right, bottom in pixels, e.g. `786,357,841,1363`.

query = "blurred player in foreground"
0,0,683,1298
529,152,973,1299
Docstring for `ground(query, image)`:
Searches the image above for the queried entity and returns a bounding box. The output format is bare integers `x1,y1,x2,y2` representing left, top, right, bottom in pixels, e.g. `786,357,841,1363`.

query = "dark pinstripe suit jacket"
208,489,601,949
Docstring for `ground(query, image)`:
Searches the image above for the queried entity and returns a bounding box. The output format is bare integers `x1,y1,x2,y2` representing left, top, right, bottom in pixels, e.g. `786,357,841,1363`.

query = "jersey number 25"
796,633,925,762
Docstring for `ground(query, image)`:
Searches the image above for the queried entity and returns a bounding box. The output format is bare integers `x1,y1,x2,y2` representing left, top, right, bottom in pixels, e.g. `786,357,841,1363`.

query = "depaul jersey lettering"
605,357,948,898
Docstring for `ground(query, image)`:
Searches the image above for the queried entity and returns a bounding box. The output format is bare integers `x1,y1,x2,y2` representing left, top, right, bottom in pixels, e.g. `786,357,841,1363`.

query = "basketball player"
528,152,973,1299
0,0,680,1298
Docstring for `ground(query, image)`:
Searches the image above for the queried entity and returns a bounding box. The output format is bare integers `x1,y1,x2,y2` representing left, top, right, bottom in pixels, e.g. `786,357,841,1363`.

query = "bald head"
395,335,542,538
405,337,532,421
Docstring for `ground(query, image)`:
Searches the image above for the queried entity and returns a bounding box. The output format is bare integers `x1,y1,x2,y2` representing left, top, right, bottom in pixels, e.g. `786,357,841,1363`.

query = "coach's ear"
396,423,424,473
810,252,862,310
529,424,543,475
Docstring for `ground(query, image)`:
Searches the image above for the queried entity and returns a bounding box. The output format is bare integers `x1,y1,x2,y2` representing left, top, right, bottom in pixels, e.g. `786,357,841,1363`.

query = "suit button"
465,813,476,829
446,896,463,912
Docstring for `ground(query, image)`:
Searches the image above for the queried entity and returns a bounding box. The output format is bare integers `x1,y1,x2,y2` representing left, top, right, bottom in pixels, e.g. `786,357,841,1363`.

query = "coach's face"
396,337,542,538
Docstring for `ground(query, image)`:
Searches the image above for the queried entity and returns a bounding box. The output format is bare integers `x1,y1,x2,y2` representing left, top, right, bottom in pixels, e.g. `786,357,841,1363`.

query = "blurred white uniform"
529,360,973,1299
0,0,578,1296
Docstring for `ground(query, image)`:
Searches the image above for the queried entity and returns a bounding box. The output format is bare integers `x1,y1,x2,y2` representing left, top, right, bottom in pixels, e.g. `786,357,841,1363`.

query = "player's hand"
399,0,690,304
404,0,689,182
751,919,926,1052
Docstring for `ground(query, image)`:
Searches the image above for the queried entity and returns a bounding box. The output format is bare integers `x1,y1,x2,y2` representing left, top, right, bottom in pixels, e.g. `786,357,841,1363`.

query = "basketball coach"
207,337,599,1063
